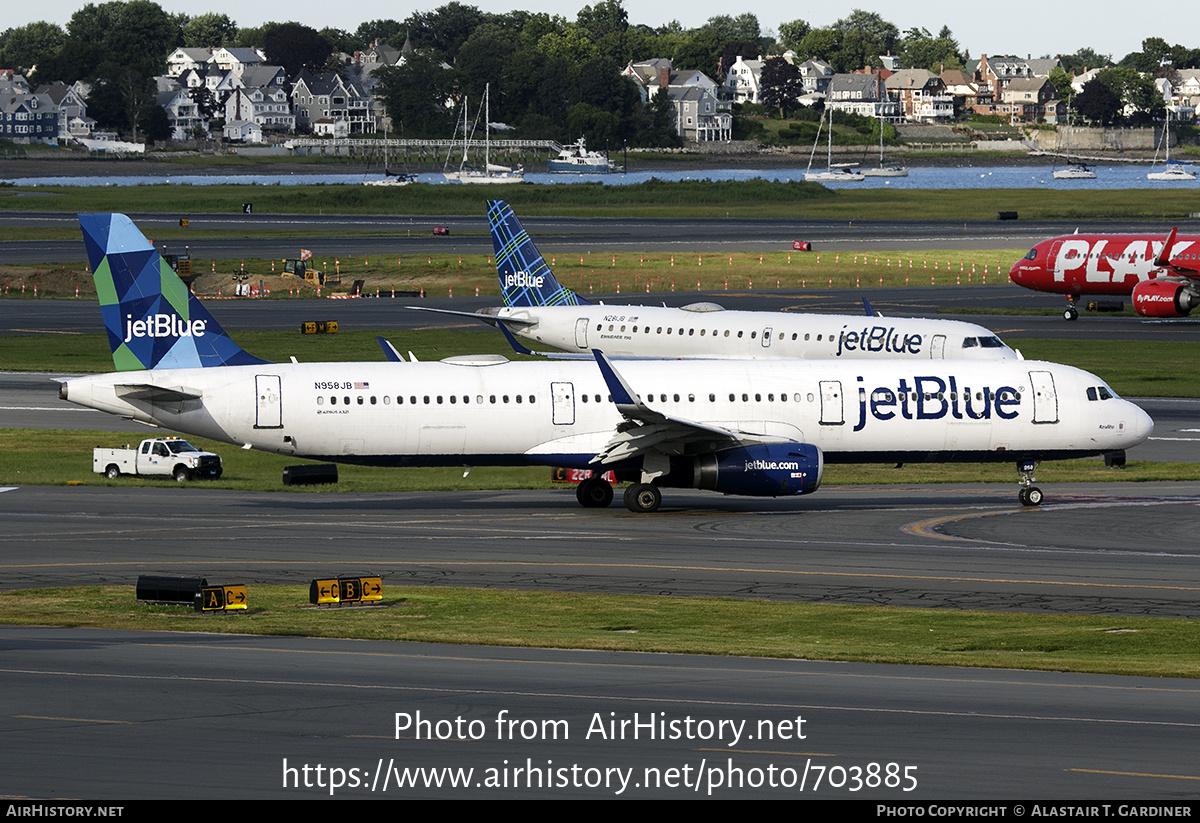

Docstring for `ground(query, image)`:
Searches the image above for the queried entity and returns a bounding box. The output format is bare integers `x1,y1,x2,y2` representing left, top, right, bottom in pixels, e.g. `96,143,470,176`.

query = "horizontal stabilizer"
114,383,202,402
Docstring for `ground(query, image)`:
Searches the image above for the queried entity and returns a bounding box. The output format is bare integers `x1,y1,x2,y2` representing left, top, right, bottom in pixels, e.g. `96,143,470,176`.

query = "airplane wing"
588,350,794,466
1154,227,1200,279
402,305,538,327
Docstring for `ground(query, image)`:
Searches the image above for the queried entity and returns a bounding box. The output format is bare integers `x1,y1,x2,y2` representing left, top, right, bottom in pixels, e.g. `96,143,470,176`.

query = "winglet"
79,213,267,371
1153,227,1179,268
592,349,649,414
377,336,404,362
487,200,589,307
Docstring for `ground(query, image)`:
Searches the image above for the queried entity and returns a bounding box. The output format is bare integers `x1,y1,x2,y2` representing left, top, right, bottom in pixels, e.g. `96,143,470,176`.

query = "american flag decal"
354,382,370,390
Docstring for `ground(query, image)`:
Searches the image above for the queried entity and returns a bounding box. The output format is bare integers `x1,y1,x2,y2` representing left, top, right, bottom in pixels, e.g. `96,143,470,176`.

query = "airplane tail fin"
487,200,589,307
79,213,268,371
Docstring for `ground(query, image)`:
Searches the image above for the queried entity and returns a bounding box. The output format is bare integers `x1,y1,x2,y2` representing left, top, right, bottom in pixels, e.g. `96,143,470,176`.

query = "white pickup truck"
94,438,223,482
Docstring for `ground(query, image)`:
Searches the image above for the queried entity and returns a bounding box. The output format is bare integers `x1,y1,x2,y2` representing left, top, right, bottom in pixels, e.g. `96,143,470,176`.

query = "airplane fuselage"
487,304,1016,361
62,356,1149,472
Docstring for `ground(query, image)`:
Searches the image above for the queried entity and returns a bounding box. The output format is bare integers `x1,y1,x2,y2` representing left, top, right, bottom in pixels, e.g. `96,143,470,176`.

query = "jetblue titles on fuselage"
838,325,922,357
852,374,1018,432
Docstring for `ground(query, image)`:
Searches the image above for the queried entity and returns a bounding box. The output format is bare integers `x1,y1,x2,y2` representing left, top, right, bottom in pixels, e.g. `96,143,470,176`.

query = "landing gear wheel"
576,477,614,508
1063,307,1078,321
173,466,192,483
623,483,662,513
1018,487,1043,506
105,465,121,480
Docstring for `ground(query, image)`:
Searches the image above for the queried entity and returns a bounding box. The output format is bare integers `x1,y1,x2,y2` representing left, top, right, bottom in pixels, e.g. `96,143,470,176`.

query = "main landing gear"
623,483,662,514
576,476,614,508
575,477,663,513
1017,460,1043,506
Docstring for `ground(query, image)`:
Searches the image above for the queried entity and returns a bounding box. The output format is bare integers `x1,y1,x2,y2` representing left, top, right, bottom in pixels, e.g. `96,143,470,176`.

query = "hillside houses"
4,29,1199,150
623,59,731,142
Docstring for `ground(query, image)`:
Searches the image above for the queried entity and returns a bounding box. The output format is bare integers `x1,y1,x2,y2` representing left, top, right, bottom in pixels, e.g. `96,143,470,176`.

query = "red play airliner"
1009,227,1200,319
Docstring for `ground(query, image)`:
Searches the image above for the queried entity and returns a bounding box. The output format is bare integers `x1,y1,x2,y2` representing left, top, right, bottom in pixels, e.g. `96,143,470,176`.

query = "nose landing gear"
1017,460,1043,506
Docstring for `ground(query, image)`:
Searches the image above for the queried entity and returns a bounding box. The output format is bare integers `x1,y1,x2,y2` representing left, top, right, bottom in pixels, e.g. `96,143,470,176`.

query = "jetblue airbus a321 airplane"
409,200,1018,361
60,213,1152,513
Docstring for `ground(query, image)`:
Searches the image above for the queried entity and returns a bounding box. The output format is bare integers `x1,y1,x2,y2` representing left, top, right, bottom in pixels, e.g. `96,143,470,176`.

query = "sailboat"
363,127,416,186
1148,109,1196,182
1052,100,1097,179
861,115,907,178
443,84,524,184
804,108,863,182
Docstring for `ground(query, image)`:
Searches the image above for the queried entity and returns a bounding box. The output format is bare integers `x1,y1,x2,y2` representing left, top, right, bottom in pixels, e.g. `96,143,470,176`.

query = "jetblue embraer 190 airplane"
61,214,1152,512
409,200,1018,361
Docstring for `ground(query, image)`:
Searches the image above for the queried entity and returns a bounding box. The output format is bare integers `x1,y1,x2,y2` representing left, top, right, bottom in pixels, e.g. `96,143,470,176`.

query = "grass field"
4,180,1200,221
0,247,1024,300
2,585,1198,678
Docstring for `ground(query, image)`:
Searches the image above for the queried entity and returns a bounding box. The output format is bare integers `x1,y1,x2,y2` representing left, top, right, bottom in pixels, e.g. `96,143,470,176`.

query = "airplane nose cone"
1130,402,1155,445
1008,263,1023,284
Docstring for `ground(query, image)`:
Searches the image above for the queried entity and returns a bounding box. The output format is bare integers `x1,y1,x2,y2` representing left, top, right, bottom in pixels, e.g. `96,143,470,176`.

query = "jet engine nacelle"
692,443,824,497
1132,279,1200,317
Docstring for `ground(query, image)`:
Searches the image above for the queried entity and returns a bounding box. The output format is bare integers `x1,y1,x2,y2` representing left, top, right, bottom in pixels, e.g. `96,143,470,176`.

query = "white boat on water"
547,137,614,173
805,110,863,182
363,133,416,186
1148,110,1196,181
1053,164,1097,180
1148,164,1196,182
443,84,524,184
861,116,907,178
1052,104,1097,180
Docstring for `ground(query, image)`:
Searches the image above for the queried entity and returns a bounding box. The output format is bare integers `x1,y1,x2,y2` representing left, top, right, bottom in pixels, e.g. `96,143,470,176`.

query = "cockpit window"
979,336,1006,348
1087,386,1117,401
962,337,979,348
1024,249,1038,260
